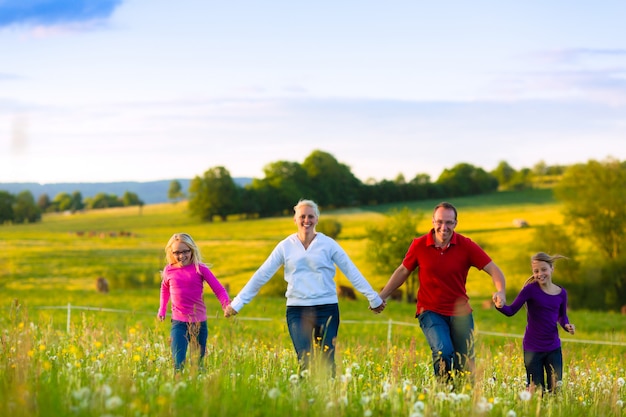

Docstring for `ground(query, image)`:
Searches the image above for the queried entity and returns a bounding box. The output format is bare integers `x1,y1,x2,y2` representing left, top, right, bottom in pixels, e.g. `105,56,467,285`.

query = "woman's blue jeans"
524,347,563,392
286,304,339,375
170,320,208,371
417,310,475,379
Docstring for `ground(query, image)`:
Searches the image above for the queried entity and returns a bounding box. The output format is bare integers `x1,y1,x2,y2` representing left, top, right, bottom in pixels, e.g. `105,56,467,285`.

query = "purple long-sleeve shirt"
496,281,570,352
158,263,230,322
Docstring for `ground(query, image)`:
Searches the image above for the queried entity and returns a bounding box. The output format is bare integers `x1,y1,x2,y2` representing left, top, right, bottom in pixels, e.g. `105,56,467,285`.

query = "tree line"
0,190,144,224
182,149,564,221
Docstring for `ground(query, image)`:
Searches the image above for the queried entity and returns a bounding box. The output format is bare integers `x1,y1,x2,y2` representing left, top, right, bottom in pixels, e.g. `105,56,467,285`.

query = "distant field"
1,188,571,301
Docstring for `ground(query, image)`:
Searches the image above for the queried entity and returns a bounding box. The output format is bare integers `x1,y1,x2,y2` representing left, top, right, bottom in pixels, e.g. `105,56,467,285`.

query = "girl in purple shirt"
158,233,230,371
495,252,575,393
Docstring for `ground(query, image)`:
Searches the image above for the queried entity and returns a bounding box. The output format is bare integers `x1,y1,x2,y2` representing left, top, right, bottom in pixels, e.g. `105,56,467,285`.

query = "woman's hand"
369,299,386,314
224,305,238,318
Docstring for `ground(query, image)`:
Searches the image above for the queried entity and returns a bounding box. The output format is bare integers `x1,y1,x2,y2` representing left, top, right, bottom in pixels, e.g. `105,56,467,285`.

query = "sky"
1,1,625,185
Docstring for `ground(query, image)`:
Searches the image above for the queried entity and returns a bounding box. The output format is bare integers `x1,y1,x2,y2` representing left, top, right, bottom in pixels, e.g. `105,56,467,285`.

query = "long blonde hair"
164,233,204,273
523,252,568,286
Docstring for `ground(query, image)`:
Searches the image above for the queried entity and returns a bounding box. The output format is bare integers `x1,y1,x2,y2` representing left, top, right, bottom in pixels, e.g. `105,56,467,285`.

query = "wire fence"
28,303,626,347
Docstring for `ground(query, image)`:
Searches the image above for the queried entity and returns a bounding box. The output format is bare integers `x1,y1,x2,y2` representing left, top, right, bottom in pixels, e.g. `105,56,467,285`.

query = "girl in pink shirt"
158,233,230,371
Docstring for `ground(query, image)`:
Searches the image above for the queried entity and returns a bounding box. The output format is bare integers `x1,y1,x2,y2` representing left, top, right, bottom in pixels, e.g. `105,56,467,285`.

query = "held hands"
224,304,238,318
492,291,506,309
369,299,387,314
564,323,576,334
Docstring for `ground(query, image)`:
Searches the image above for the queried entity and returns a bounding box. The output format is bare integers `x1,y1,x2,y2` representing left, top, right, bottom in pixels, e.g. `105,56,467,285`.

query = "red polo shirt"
402,230,492,316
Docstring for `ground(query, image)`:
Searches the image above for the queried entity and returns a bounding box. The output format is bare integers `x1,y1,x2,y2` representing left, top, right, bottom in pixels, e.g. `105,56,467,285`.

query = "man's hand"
369,299,386,314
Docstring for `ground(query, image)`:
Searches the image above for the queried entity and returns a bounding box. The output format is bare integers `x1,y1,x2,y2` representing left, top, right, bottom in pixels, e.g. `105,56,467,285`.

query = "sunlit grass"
2,189,625,415
1,297,624,417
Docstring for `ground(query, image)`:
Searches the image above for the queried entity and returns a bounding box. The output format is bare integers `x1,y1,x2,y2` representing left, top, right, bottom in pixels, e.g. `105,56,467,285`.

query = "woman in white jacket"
225,199,385,375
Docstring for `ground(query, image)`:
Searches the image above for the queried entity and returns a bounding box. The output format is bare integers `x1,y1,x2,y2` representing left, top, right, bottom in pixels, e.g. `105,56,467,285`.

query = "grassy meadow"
1,189,625,416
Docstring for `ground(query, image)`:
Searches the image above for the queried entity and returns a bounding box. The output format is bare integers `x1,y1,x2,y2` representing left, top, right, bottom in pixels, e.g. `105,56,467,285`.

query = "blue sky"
1,1,625,184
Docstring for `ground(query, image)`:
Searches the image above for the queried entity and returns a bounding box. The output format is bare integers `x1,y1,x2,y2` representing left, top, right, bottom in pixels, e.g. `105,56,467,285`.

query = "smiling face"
531,259,554,286
294,204,318,234
432,206,457,245
170,241,193,267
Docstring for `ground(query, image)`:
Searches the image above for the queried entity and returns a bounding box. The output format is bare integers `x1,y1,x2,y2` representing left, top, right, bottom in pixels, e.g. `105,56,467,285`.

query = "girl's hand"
492,293,504,308
157,315,165,322
565,323,575,334
224,305,238,318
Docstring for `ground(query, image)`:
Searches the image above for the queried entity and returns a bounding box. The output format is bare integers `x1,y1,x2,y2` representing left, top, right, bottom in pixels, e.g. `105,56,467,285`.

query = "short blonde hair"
293,199,320,218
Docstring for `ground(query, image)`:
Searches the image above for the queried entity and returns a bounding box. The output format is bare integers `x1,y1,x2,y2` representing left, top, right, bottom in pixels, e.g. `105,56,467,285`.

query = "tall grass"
1,189,625,416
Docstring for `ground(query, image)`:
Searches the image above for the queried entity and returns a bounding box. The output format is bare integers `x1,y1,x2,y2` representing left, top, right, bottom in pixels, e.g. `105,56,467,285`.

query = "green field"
1,189,625,416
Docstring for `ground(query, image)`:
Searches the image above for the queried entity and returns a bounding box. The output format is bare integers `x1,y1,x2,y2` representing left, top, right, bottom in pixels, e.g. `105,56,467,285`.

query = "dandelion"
72,387,91,401
475,397,493,413
413,401,425,411
268,388,280,399
518,390,532,401
364,409,372,417
100,384,112,397
105,396,123,410
506,410,517,417
616,399,624,408
289,374,299,384
618,377,625,387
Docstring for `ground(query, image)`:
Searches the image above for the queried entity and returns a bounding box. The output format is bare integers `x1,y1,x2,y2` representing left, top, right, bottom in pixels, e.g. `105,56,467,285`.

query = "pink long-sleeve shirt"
158,263,230,322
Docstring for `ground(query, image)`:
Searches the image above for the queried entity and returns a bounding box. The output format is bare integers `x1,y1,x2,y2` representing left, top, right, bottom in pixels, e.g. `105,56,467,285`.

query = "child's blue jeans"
170,320,208,371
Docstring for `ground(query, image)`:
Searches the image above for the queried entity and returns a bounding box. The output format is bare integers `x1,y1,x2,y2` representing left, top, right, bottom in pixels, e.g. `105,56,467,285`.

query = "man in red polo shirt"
379,202,507,382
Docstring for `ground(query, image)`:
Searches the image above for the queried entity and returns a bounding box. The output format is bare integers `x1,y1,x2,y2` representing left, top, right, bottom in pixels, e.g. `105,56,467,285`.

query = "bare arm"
483,261,507,306
379,264,412,300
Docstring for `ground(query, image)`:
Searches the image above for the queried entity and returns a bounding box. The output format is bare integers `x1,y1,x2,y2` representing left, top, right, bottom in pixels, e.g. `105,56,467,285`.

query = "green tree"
491,160,516,190
70,191,85,212
0,191,16,223
37,193,51,212
122,191,143,207
436,162,498,197
254,161,314,216
554,157,626,260
188,166,239,221
52,192,74,212
366,207,423,302
87,193,123,209
12,190,41,223
302,150,362,207
168,180,185,203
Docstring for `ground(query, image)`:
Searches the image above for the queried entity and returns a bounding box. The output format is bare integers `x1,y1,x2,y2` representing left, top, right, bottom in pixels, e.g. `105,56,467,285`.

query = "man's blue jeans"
286,304,339,375
170,320,208,371
524,347,563,392
417,310,475,379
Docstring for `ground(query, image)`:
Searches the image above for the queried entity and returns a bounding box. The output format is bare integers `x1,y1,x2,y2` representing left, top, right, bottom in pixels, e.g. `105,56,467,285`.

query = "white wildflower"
617,377,625,387
412,401,425,411
72,387,90,401
99,384,112,397
519,390,532,401
506,410,517,417
267,388,280,399
289,374,300,384
104,396,123,410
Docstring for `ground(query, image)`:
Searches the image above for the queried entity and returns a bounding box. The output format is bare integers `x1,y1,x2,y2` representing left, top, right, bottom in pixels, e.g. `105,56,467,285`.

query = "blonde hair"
523,252,568,286
164,233,203,273
293,199,320,218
